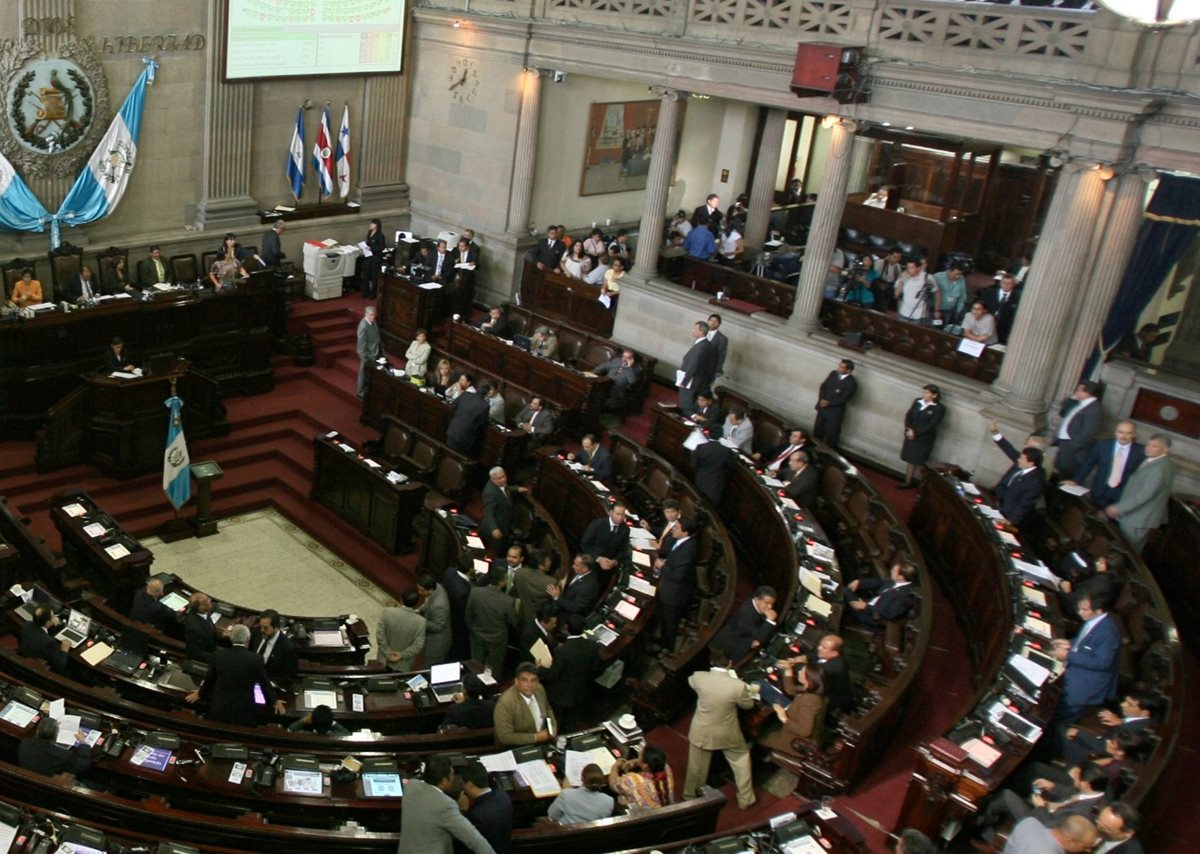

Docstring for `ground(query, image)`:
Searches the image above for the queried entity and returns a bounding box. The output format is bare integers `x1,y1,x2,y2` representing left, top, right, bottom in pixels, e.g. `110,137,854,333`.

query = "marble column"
1054,170,1150,395
506,69,543,235
789,118,856,332
997,161,1111,414
357,74,410,208
743,108,787,251
194,1,256,228
633,88,687,275
846,136,875,195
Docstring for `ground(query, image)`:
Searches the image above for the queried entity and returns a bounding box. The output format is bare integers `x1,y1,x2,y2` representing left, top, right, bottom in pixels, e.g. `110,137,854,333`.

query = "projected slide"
225,0,405,80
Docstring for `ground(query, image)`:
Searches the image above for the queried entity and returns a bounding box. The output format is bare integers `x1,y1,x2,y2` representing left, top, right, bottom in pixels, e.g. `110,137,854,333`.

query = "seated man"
568,434,613,482
103,337,136,374
129,577,182,634
592,348,641,412
478,306,510,338
844,562,917,630
580,502,631,572
781,450,819,507
1061,691,1161,767
530,325,559,359
721,407,753,455
19,605,70,675
287,704,350,736
65,265,101,303
494,662,557,745
18,718,93,777
515,396,556,440
754,429,814,473
441,673,497,730
137,246,174,288
712,586,777,661
681,391,717,424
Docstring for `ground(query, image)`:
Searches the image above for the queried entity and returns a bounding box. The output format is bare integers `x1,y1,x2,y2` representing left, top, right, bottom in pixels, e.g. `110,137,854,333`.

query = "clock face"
447,57,480,103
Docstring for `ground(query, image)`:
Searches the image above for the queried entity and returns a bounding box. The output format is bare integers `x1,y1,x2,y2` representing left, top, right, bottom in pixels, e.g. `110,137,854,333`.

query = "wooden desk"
376,270,469,348
444,321,611,434
51,490,154,615
661,257,797,319
311,433,429,554
0,274,281,440
519,263,615,337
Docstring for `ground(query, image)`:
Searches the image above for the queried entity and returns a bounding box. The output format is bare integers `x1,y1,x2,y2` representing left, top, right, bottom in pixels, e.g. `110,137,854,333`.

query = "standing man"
186,624,286,725
466,567,518,677
683,643,757,809
692,193,723,233
988,273,1022,344
130,577,183,634
654,517,698,653
1105,434,1175,550
481,466,522,557
1052,589,1122,723
814,359,857,448
376,589,426,672
872,247,903,310
137,246,174,288
417,574,453,666
356,305,383,399
1053,381,1102,477
442,554,474,661
512,549,557,629
447,380,492,457
537,614,600,731
184,593,220,663
261,221,286,267
250,609,299,683
1068,421,1144,509
548,554,602,623
533,226,565,271
398,754,496,854
692,431,737,506
990,422,1048,528
678,321,717,414
683,217,716,260
707,314,729,377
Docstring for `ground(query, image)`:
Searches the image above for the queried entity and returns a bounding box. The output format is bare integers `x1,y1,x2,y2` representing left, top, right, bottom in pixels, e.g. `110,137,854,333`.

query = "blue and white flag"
163,395,191,510
0,151,49,233
335,104,351,199
54,60,156,244
287,106,305,200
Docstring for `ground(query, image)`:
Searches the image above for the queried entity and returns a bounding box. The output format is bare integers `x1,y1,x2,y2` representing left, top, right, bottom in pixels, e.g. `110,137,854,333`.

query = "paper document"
480,750,518,773
589,480,609,492
1008,652,1051,688
960,481,981,496
81,642,114,666
564,747,616,786
418,282,443,290
779,496,799,510
675,370,689,389
310,629,344,647
804,594,832,619
62,503,86,517
1013,559,1060,588
763,476,784,488
1022,616,1052,638
1059,482,1090,496
531,639,553,669
627,574,655,596
614,600,640,621
517,759,562,797
631,550,652,569
799,568,823,597
54,715,83,745
961,737,1003,767
466,535,486,549
105,543,131,560
1022,586,1048,607
683,430,707,451
598,293,612,309
806,542,835,563
472,558,490,574
83,522,107,538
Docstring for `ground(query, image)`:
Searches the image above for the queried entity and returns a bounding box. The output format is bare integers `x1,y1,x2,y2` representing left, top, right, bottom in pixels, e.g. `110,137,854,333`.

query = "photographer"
837,258,876,308
894,259,941,323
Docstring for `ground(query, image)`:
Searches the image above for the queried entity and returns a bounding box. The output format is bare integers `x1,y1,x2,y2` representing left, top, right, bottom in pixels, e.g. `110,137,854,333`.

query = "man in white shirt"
895,259,940,321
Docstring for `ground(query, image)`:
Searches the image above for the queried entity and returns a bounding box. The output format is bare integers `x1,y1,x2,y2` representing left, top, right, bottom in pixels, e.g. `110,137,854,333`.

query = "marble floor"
142,507,396,636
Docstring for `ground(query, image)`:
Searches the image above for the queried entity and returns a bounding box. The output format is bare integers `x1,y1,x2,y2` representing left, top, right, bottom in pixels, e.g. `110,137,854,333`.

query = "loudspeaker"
791,44,867,104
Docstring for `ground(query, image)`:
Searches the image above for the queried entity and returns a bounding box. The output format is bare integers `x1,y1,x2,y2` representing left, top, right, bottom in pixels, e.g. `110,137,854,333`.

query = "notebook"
55,610,91,648
430,661,464,702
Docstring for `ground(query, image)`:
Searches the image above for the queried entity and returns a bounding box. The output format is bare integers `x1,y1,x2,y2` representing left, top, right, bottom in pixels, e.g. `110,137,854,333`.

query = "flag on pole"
0,151,49,233
163,395,191,510
335,104,351,199
312,105,334,197
287,106,305,201
53,60,156,242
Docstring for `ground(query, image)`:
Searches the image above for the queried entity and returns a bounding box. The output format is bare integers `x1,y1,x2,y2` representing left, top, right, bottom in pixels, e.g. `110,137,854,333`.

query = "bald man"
129,578,182,634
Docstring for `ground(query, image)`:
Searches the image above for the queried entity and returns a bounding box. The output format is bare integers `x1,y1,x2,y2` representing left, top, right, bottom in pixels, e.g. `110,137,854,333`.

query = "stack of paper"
516,759,562,797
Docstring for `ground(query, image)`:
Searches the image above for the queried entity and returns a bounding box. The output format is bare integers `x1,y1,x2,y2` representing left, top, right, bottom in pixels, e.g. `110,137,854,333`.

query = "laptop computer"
55,610,92,648
104,626,150,675
430,661,464,703
512,334,532,352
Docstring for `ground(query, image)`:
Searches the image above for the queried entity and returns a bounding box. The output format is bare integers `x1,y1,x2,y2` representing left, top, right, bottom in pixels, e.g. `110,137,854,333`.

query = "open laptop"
103,626,150,675
430,661,464,703
55,610,92,648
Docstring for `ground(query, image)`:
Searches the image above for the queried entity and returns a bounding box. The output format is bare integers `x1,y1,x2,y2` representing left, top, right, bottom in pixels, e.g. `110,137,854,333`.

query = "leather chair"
48,242,85,302
171,254,199,283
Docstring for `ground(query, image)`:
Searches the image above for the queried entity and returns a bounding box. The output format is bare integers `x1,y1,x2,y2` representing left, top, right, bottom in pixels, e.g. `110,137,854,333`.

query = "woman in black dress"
360,218,385,298
899,383,945,488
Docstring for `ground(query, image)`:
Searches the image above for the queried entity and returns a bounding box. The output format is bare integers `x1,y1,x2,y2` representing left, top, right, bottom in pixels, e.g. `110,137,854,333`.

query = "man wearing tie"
813,359,858,448
137,246,174,288
516,397,555,440
1105,434,1176,550
1052,381,1102,477
580,502,632,571
1053,589,1121,722
430,239,452,281
482,466,522,557
533,226,565,271
987,273,1021,344
990,422,1047,528
753,429,812,474
1067,421,1144,509
66,265,100,304
654,517,699,652
248,609,298,683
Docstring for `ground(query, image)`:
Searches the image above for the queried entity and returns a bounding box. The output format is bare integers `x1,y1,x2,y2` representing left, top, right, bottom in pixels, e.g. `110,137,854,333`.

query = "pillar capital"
650,86,690,102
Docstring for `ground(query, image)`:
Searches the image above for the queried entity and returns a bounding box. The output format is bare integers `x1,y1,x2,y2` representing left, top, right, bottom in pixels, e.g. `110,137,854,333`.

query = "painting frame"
579,99,685,197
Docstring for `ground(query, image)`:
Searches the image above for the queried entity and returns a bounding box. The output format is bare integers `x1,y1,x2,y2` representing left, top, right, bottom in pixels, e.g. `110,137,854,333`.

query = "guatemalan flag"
287,106,305,200
0,151,49,233
312,105,335,197
53,60,155,246
335,104,351,199
163,395,191,510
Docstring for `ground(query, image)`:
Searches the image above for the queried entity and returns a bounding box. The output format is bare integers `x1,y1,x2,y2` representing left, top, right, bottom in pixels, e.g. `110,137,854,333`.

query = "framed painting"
579,99,685,197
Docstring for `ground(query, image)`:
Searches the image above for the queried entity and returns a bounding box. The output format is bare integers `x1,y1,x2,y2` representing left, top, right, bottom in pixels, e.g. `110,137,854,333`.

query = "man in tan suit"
494,663,557,746
683,644,758,809
376,589,426,672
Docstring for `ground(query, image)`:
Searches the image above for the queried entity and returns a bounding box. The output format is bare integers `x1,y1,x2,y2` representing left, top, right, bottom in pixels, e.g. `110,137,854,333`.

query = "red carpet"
0,291,1190,850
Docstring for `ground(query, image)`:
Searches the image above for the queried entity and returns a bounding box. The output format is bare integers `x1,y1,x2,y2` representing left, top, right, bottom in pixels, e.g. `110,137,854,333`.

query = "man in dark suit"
692,433,737,506
466,567,518,677
813,359,857,448
1097,803,1144,854
1053,381,1102,477
754,429,812,473
515,396,555,441
447,380,492,457
776,633,853,715
260,221,285,267
454,236,480,269
678,321,717,412
1053,589,1122,722
580,502,631,572
692,193,723,233
538,614,600,731
533,226,565,271
425,239,450,281
479,306,511,338
551,554,601,623
682,391,717,425
461,760,513,853
137,246,174,288
706,313,729,376
65,265,101,303
781,450,819,507
183,592,220,663
845,562,917,630
442,555,474,661
18,718,93,777
248,608,299,684
187,624,284,725
19,605,70,675
129,577,182,634
592,349,641,412
481,465,521,556
984,273,1021,344
518,602,559,664
102,337,136,373
654,517,699,652
1069,421,1145,509
571,434,613,482
712,586,777,661
990,423,1047,528
1062,690,1160,766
